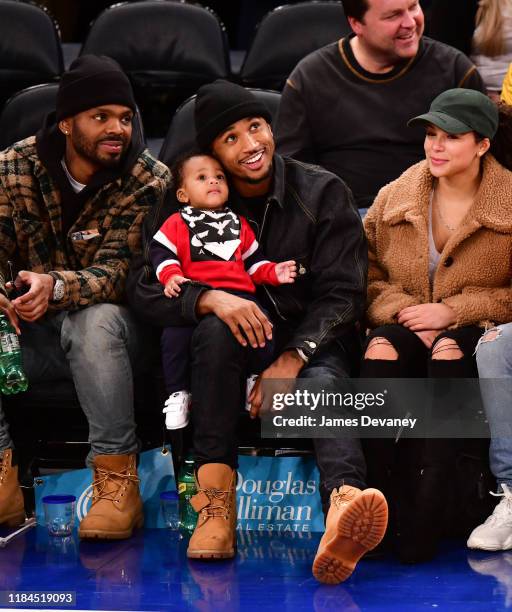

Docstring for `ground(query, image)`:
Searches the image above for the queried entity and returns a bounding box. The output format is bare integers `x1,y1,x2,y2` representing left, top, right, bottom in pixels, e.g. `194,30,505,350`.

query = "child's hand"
275,260,297,284
164,275,190,298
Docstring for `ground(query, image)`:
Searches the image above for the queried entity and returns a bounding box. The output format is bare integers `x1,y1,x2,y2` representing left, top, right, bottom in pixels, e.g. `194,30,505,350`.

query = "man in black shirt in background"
276,0,484,212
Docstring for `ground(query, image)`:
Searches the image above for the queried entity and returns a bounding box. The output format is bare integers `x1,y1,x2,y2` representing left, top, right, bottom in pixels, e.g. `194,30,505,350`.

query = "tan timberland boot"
187,463,237,559
312,485,388,584
0,449,25,528
78,454,143,540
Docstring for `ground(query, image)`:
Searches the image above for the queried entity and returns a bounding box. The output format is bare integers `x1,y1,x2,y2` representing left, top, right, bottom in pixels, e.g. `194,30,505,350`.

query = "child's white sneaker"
245,374,259,411
163,391,191,430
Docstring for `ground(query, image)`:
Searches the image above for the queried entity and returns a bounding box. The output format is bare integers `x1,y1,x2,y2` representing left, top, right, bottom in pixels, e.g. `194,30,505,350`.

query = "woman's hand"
398,303,456,331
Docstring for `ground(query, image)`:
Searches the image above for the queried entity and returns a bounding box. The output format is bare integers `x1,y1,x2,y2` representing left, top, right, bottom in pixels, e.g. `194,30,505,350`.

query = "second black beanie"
195,80,272,149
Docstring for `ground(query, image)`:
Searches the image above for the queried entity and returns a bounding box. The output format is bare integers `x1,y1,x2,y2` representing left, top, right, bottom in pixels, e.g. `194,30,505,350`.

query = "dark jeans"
190,314,366,515
161,293,275,393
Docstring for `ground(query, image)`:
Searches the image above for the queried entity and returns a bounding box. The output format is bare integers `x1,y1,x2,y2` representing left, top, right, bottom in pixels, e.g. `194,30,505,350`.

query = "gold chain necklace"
433,187,456,231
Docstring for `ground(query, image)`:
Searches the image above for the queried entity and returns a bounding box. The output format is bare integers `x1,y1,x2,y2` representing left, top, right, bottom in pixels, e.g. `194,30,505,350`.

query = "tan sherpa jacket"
364,155,512,329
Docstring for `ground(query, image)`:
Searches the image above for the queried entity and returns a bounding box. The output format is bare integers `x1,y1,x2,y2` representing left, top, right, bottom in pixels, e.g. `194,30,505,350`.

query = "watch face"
53,280,64,301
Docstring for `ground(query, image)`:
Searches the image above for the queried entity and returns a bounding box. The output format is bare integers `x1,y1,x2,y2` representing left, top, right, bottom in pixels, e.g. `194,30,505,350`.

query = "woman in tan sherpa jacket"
360,89,512,565
365,150,512,330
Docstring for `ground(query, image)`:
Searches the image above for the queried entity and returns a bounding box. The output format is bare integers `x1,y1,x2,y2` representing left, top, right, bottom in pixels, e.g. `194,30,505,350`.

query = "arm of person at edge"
248,179,368,418
0,187,31,332
457,57,486,94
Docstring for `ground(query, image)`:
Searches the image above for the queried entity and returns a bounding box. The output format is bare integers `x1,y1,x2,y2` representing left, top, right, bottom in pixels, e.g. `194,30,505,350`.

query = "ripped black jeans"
361,324,482,379
359,324,483,559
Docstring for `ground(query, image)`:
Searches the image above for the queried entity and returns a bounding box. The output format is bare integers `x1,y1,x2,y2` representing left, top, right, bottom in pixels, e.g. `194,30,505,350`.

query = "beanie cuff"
196,100,272,149
56,57,136,121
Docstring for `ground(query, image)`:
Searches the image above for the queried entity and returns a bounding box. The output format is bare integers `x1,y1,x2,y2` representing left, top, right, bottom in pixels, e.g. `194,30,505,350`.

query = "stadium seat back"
240,1,350,90
0,0,63,108
81,0,230,137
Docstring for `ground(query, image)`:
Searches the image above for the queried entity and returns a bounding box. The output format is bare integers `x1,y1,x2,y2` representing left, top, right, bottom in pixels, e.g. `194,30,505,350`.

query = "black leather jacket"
126,154,367,362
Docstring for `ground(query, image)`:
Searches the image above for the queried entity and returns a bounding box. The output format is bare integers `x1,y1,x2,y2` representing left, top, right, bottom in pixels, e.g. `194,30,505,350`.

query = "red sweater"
150,212,279,293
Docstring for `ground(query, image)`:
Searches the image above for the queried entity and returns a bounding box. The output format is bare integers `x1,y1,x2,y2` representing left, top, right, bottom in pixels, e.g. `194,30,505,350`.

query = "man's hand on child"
164,275,190,298
275,260,297,284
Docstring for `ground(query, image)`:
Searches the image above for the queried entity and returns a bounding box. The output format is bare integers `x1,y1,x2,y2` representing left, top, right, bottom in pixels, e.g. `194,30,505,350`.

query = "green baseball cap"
408,88,499,139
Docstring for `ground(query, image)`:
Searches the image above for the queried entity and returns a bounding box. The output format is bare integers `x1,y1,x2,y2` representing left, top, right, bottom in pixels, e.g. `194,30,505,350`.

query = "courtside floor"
0,527,510,611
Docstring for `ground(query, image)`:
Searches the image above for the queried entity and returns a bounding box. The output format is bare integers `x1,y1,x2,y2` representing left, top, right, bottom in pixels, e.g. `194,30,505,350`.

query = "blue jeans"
0,304,143,465
476,323,512,489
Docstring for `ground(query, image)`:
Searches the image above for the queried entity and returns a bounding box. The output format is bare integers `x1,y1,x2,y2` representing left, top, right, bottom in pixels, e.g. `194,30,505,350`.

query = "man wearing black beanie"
129,80,387,584
0,55,170,540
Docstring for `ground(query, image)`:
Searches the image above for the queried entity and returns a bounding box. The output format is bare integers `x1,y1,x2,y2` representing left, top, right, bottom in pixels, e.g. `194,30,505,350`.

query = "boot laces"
199,487,231,518
0,452,8,483
330,487,357,509
488,484,512,526
89,468,140,503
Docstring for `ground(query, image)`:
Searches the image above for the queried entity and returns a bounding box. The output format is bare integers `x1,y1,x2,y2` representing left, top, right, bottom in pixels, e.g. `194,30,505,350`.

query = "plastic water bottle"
178,456,197,534
0,314,28,395
160,490,180,530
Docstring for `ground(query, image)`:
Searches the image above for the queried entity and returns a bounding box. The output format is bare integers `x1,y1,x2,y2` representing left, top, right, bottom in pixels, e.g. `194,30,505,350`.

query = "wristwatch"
52,279,65,302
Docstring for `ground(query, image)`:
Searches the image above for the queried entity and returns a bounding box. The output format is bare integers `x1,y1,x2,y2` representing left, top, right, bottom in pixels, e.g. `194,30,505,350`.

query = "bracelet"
296,347,309,365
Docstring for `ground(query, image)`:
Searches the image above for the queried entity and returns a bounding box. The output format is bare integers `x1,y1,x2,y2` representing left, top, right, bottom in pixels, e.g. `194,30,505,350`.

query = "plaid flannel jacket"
0,136,170,310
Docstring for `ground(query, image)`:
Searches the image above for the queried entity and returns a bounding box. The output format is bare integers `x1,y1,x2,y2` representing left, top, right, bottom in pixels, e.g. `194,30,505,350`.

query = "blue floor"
0,527,510,611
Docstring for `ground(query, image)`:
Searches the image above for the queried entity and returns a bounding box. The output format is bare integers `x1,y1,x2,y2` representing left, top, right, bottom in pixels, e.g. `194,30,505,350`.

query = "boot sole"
467,540,512,552
187,546,236,560
312,489,388,584
78,514,144,540
0,510,26,528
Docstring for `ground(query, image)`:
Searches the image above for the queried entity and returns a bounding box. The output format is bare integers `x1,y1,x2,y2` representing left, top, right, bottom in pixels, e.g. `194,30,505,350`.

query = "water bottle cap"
42,495,76,504
160,490,179,501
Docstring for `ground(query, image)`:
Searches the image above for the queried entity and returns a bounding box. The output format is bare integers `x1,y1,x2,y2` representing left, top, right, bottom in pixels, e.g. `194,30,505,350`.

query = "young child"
150,152,296,429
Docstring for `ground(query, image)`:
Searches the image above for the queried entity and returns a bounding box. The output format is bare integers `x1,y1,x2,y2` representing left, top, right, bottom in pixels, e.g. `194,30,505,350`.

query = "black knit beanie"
195,80,272,149
56,55,136,121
